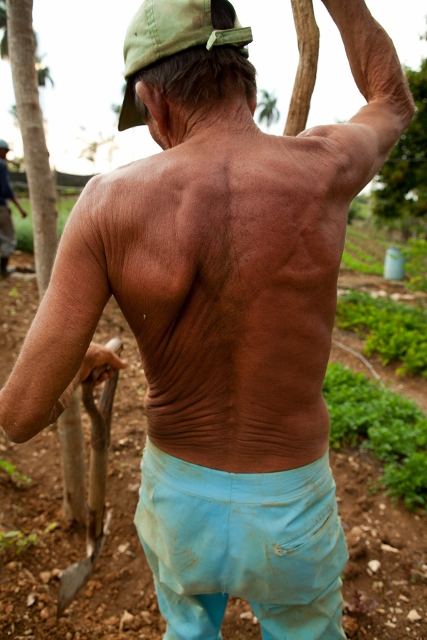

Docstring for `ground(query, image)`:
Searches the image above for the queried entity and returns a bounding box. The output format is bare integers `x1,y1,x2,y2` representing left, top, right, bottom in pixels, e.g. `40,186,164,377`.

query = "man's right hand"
77,342,128,386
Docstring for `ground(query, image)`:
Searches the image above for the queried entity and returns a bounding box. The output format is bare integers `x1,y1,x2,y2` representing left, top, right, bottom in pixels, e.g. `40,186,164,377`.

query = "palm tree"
1,0,48,89
35,55,54,87
1,0,39,60
257,90,280,129
0,0,8,58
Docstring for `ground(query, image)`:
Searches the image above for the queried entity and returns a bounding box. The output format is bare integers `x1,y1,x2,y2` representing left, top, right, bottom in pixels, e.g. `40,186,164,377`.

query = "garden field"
0,220,426,640
341,223,427,293
341,225,391,277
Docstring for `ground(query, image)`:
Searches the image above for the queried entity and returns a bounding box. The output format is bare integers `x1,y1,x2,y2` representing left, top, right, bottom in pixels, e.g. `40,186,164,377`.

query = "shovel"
57,337,123,617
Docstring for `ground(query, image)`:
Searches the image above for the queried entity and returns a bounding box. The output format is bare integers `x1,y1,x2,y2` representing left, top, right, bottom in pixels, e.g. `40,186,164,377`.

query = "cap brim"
118,80,147,132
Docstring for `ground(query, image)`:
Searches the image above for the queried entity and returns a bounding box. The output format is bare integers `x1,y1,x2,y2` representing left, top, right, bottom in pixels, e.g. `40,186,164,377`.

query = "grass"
12,197,78,253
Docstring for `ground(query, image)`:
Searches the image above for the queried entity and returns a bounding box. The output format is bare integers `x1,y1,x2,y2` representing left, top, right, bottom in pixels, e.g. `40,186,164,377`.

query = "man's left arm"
10,195,27,218
0,178,124,442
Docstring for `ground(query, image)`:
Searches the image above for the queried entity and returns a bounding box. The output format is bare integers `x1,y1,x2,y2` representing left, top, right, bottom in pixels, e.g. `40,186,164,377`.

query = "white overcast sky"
0,0,426,175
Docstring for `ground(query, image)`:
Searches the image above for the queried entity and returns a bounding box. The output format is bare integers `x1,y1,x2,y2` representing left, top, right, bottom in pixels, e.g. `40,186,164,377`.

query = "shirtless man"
0,0,414,638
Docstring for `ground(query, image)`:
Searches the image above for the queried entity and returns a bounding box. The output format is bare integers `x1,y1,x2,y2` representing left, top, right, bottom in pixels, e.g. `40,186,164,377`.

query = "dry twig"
332,339,386,388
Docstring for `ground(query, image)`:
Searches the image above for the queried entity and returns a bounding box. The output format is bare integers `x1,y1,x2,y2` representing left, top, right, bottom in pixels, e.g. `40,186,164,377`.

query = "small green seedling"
0,458,31,487
0,530,38,554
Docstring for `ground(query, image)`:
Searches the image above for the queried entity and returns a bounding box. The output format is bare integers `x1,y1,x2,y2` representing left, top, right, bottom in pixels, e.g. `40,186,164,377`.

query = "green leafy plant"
0,530,37,554
0,458,31,487
336,291,427,377
381,453,427,510
323,363,427,510
402,239,427,293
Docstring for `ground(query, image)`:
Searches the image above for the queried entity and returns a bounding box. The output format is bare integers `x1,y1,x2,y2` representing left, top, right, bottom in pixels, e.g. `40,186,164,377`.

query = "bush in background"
12,197,77,254
323,363,427,510
402,239,427,293
336,290,427,378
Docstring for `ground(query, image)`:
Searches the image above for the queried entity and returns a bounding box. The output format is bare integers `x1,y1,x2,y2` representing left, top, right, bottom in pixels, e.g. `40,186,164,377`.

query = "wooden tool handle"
89,337,124,385
82,337,123,450
82,337,124,543
284,0,319,137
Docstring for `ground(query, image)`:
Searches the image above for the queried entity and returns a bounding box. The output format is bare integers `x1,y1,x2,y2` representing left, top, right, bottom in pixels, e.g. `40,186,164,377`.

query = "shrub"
336,291,427,377
323,363,427,510
12,197,78,253
402,239,427,293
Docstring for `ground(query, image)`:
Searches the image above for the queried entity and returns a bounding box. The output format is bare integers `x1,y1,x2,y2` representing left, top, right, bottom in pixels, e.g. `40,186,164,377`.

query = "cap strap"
206,26,253,51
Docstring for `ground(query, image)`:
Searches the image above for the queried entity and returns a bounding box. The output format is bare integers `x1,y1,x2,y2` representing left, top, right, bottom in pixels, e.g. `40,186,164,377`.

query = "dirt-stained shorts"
134,439,349,640
0,205,17,259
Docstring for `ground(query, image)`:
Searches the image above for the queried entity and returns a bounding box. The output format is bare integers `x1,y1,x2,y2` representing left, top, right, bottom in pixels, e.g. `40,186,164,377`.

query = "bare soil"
0,256,426,640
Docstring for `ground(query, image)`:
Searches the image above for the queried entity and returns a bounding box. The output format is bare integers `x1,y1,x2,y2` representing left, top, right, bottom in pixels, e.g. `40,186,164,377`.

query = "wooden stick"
284,0,319,137
82,338,123,544
332,339,386,387
57,389,87,524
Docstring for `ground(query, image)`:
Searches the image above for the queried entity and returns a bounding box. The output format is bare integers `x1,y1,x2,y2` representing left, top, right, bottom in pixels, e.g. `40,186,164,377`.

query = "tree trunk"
7,0,86,524
57,390,87,525
6,0,57,296
284,0,320,137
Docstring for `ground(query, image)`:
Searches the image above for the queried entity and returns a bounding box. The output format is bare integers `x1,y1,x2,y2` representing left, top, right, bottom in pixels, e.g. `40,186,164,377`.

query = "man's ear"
135,81,169,136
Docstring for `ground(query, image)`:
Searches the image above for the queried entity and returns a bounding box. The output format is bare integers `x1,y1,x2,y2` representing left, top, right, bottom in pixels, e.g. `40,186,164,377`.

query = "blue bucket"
384,247,405,280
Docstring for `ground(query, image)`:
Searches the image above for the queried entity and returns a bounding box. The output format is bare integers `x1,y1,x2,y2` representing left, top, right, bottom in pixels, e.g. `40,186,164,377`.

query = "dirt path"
0,262,426,640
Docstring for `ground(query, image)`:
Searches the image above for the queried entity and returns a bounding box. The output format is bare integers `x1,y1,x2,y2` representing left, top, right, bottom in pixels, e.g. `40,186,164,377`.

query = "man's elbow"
396,87,416,132
2,425,31,444
0,410,47,443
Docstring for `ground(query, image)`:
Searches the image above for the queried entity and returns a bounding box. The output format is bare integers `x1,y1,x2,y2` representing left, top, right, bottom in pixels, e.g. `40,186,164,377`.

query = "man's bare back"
88,128,348,472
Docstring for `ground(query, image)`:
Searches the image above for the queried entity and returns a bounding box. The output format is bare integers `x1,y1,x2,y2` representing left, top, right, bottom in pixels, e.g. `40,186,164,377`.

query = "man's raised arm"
302,0,415,193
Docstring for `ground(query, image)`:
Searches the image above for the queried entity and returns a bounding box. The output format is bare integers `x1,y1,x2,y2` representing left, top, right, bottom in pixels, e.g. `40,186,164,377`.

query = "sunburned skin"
0,0,415,472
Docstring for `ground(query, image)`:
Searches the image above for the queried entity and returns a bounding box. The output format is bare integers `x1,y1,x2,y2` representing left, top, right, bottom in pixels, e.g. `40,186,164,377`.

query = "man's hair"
131,0,257,121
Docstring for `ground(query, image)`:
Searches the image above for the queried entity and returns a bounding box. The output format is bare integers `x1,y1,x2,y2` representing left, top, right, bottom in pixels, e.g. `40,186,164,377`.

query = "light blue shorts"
134,440,349,640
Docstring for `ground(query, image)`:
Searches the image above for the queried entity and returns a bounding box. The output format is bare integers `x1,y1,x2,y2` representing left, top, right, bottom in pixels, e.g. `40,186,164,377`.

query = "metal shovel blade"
57,511,111,617
57,535,105,617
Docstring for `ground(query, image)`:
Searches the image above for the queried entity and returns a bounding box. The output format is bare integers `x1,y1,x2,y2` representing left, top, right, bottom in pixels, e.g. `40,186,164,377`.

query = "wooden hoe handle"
82,337,124,544
284,0,320,137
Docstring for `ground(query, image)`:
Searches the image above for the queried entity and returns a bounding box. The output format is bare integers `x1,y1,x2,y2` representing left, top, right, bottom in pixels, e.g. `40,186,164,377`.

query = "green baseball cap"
118,0,253,131
0,139,10,151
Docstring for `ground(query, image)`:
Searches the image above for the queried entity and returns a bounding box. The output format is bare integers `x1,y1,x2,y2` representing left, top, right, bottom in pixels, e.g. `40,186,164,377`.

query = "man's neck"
165,98,259,148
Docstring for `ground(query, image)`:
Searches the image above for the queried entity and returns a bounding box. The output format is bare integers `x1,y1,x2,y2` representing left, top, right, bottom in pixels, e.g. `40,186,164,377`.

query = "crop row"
341,250,383,275
324,363,427,510
336,290,427,377
342,226,389,275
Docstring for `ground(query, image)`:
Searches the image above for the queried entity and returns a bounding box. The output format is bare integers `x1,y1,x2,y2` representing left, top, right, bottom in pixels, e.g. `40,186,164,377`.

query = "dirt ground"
0,255,426,640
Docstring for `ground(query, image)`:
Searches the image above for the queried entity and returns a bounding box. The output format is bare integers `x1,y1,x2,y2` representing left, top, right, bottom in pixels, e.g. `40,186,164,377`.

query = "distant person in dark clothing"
0,139,27,277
